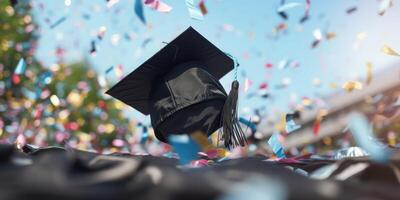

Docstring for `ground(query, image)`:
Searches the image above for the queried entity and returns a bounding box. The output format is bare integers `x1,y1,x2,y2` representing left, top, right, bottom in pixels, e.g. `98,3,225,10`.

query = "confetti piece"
144,0,172,13
106,0,119,8
378,0,393,16
185,0,204,20
299,0,310,23
342,81,363,92
313,29,322,41
140,126,148,144
277,0,288,20
90,40,96,56
277,2,303,12
268,132,286,158
346,113,391,163
346,6,357,15
12,74,20,84
14,58,26,75
16,134,26,149
141,37,153,48
50,94,60,106
115,64,124,79
366,62,372,85
285,112,301,133
244,78,252,93
259,82,268,89
50,16,67,29
169,134,201,165
134,0,146,24
326,32,336,40
97,26,107,40
381,44,400,56
264,63,273,68
312,119,320,136
198,0,207,15
105,65,114,74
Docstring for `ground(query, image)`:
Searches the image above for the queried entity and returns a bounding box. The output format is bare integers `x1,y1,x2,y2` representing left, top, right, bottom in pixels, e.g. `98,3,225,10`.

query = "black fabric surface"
1,144,400,200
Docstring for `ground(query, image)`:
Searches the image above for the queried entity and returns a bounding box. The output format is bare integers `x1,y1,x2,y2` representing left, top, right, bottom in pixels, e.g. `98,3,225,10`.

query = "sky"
30,0,400,122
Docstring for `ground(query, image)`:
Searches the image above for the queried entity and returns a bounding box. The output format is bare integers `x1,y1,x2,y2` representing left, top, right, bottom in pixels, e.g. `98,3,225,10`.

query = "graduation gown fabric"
2,144,400,200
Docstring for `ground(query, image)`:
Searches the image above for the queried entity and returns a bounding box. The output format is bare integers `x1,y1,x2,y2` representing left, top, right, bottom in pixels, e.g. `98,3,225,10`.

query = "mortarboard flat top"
106,27,233,115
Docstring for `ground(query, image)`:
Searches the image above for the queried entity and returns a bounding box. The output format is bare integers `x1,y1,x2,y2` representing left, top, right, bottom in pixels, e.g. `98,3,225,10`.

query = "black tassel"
221,80,247,149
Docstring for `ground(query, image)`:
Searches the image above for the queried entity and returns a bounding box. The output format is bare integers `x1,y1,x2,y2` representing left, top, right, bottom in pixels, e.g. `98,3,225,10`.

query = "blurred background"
1,0,399,156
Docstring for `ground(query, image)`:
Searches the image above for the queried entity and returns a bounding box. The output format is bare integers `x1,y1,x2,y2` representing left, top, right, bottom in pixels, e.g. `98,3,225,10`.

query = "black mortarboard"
106,27,246,149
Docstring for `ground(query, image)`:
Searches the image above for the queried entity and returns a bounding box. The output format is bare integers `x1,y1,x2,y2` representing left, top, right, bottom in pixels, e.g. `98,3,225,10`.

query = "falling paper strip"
144,0,172,13
14,58,26,75
347,113,390,163
268,132,286,158
134,0,146,24
169,134,201,165
381,44,400,56
185,0,204,20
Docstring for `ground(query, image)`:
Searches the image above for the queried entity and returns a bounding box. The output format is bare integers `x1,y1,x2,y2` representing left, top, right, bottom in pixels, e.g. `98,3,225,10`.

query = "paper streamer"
268,132,286,158
239,117,257,133
134,0,146,24
185,0,204,20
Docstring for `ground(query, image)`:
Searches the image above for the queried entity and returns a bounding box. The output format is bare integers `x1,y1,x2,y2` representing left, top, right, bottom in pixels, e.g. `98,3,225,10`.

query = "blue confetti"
285,114,301,133
169,134,200,165
134,0,146,24
268,132,286,158
50,16,67,29
14,58,26,75
140,126,148,144
105,66,114,74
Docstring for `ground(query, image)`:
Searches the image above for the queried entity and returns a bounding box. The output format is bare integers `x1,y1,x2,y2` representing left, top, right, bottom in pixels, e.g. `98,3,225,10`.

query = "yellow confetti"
67,90,83,107
342,81,363,92
50,95,60,106
366,62,372,85
191,131,212,151
381,44,400,56
326,32,336,40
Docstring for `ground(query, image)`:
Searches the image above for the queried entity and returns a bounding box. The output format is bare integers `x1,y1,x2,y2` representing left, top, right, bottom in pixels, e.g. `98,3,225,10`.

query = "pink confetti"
144,0,172,13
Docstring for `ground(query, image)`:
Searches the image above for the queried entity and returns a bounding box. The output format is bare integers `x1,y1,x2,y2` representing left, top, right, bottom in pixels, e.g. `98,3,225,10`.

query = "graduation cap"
106,27,246,149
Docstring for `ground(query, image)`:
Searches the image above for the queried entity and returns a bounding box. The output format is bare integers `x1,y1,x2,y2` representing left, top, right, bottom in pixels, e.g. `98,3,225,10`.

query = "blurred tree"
0,0,136,152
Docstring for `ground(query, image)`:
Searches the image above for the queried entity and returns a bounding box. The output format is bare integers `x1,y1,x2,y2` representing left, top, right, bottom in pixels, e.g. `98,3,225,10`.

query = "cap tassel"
221,80,247,149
